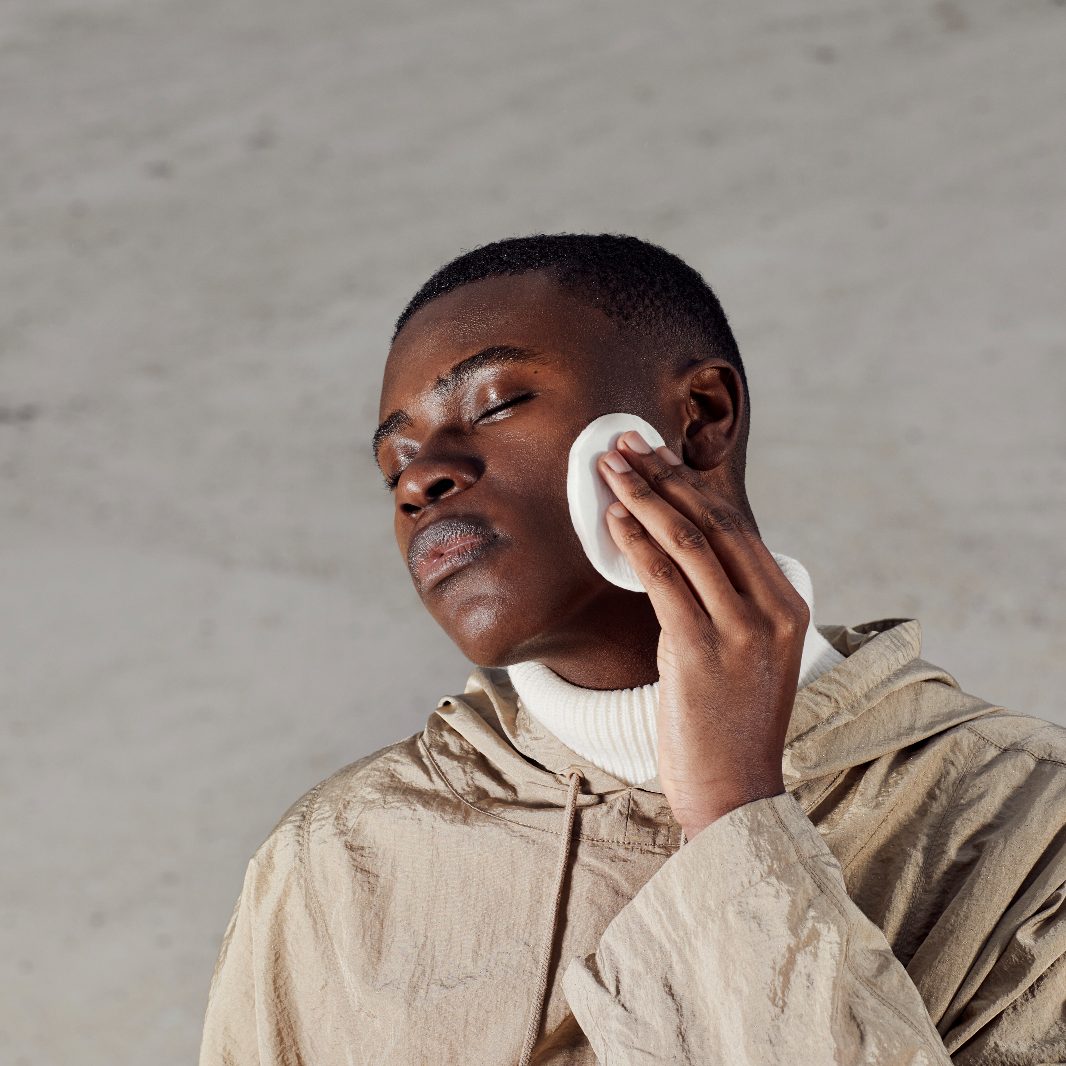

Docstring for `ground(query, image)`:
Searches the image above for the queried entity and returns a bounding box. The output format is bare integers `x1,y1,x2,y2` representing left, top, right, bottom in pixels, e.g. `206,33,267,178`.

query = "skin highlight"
376,270,757,691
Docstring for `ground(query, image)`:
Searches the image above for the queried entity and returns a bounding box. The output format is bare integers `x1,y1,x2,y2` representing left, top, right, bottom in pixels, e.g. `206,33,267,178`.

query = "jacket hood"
425,617,1004,817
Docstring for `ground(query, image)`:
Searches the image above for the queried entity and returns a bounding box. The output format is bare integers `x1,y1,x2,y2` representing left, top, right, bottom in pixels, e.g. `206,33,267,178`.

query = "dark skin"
377,272,809,836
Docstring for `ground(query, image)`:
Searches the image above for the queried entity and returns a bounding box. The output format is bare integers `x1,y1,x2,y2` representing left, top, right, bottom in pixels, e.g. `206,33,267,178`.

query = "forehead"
380,272,617,409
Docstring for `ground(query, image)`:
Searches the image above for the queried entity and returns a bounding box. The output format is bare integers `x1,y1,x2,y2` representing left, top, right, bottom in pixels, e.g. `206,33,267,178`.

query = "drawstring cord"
516,768,687,1066
518,766,584,1066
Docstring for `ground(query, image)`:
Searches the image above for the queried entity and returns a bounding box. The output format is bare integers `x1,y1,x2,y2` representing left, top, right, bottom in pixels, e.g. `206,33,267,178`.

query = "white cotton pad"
566,412,668,593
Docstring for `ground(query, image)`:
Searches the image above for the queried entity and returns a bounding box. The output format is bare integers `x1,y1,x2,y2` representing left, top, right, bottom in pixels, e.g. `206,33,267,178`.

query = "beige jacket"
199,618,1066,1064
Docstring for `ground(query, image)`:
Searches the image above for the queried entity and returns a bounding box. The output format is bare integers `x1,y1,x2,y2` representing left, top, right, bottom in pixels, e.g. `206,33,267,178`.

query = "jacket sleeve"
199,855,263,1065
199,791,327,1066
923,745,1066,1065
561,790,956,1065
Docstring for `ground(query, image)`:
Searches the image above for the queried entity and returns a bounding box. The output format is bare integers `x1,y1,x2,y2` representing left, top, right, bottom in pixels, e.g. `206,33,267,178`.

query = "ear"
677,361,746,473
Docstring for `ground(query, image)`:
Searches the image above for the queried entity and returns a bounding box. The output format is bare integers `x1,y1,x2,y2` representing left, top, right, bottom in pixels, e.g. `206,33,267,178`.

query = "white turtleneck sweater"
506,552,844,786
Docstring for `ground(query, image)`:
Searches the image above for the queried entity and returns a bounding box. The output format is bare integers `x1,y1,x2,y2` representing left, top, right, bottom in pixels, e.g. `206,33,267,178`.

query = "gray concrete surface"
2,1,1064,1062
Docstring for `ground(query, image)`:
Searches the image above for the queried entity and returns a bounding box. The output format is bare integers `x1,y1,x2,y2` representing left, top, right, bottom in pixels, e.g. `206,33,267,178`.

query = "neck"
505,550,845,786
528,589,661,690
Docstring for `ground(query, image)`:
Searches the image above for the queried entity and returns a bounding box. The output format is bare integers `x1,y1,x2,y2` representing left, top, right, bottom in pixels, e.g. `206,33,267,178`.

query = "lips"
409,515,498,588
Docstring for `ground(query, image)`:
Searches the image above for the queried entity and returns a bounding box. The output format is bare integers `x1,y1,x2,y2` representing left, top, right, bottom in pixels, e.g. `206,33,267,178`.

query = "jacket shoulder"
252,731,438,865
961,707,1066,770
948,707,1066,838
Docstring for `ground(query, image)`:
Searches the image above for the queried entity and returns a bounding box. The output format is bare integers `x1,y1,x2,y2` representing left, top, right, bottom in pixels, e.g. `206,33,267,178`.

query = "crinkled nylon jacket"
200,618,1066,1065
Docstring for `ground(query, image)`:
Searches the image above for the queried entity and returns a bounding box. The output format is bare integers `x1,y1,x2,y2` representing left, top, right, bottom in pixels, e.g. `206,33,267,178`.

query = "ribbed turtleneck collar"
505,551,845,787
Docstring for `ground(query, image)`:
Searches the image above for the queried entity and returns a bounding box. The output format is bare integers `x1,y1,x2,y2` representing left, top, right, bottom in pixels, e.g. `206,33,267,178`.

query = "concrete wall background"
2,2,1064,1062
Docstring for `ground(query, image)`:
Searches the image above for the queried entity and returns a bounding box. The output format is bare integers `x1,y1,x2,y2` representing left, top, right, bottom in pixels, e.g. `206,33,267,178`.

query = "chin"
461,593,598,671
433,596,524,668
443,605,545,671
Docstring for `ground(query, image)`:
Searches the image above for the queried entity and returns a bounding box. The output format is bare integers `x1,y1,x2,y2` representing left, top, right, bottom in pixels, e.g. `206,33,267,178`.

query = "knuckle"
716,622,750,652
724,621,757,651
627,478,655,504
646,555,677,586
698,505,749,536
772,601,809,637
647,463,679,488
619,523,647,547
671,522,707,552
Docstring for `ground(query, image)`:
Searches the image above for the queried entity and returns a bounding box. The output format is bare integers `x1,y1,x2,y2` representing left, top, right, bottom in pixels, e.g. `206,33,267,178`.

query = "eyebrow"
371,344,552,466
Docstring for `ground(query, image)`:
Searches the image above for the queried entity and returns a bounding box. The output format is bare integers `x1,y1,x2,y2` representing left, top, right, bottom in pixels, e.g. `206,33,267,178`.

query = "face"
375,272,664,667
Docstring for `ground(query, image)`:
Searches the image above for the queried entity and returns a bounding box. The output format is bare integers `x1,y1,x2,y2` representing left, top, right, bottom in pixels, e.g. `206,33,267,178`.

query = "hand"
597,430,810,839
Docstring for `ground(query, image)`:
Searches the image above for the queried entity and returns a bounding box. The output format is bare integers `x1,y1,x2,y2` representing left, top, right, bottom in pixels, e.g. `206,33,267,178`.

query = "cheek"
505,460,573,541
511,492,596,588
501,426,604,569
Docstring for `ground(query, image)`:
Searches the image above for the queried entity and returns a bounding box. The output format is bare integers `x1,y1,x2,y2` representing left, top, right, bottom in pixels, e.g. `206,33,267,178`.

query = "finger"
599,449,743,623
613,434,769,598
616,434,801,614
604,500,712,636
729,525,812,623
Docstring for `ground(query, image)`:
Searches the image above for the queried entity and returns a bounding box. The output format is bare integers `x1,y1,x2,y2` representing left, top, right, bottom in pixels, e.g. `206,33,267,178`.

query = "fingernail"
620,431,652,454
603,450,631,472
660,445,683,466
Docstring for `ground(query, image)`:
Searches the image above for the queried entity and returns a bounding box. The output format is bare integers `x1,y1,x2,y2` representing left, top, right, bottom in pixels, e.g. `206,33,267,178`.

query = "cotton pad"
567,412,667,593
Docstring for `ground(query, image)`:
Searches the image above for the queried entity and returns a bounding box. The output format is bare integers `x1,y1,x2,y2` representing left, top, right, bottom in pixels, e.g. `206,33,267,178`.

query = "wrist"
680,776,786,840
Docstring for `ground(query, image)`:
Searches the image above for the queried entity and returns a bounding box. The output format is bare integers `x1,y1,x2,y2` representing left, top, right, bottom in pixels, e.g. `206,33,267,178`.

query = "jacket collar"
443,616,974,794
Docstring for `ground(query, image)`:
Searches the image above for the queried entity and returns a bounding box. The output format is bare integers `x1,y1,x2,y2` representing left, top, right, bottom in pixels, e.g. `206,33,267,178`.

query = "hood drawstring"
517,766,584,1066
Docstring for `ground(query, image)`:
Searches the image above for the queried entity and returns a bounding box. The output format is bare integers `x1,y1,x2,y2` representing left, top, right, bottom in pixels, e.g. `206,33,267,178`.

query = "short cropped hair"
392,233,748,400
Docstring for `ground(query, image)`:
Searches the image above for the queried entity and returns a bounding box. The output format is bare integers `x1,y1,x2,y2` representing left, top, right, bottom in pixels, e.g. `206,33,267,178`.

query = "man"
199,234,1066,1064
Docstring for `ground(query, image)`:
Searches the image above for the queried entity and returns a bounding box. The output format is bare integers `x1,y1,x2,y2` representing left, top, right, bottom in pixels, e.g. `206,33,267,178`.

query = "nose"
395,452,480,515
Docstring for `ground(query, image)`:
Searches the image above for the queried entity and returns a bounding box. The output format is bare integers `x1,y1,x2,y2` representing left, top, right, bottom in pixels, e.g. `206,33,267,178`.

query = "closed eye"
381,393,535,491
476,392,534,423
